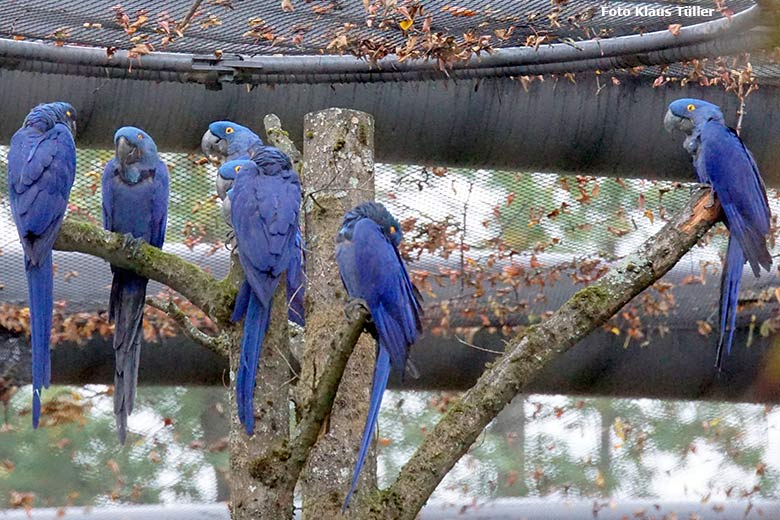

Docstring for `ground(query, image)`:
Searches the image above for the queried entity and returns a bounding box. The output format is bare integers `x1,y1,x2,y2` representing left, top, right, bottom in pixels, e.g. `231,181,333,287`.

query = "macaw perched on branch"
202,121,305,327
665,98,772,369
336,202,423,510
7,102,77,428
102,127,169,444
221,152,301,435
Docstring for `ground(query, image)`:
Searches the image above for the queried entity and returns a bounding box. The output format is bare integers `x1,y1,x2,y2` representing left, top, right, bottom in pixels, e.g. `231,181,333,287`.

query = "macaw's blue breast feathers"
225,150,301,435
8,102,77,428
102,127,169,443
336,202,422,509
666,98,771,368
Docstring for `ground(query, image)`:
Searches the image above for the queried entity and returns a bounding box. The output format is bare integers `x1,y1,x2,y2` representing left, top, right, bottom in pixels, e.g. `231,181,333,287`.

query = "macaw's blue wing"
7,123,76,428
697,122,772,276
696,123,772,369
101,149,169,443
229,159,300,435
336,217,422,510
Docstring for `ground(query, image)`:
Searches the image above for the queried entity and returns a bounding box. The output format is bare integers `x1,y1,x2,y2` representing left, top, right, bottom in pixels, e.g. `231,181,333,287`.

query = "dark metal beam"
0,69,780,185
0,2,778,181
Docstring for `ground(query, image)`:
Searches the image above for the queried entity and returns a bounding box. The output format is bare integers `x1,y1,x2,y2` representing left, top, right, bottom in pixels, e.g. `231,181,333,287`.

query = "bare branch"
176,0,204,34
54,219,237,325
365,188,722,519
146,296,230,357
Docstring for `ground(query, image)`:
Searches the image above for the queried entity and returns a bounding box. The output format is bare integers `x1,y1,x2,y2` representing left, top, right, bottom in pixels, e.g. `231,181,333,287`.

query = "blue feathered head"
664,98,725,134
218,159,258,183
114,126,159,165
202,121,263,163
24,102,77,136
340,202,403,248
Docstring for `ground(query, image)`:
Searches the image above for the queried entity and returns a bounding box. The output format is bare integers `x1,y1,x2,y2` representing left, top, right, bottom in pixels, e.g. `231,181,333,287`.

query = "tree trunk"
298,108,377,517
229,281,294,519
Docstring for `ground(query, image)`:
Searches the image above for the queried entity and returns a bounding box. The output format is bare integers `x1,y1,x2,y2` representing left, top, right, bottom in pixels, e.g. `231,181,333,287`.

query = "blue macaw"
7,102,77,428
336,202,423,510
202,120,305,327
200,121,264,199
221,152,301,435
102,127,169,443
665,98,772,369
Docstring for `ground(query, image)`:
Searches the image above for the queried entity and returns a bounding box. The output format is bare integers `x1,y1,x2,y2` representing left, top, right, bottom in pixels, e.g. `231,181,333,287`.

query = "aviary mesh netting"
0,0,755,56
0,145,779,347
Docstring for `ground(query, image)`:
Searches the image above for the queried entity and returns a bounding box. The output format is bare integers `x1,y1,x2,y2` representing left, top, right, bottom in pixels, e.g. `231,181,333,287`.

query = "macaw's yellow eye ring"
226,127,235,134
234,165,241,173
389,225,396,234
65,110,72,117
687,103,696,112
137,133,144,140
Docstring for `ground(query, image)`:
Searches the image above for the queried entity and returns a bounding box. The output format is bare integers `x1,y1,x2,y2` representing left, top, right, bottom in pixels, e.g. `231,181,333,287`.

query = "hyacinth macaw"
102,127,169,443
200,121,264,199
665,98,771,369
336,202,423,510
202,120,305,327
221,152,301,435
7,102,77,428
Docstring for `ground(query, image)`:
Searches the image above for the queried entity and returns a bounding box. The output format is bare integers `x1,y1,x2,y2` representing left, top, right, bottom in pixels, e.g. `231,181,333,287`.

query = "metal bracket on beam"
192,54,269,85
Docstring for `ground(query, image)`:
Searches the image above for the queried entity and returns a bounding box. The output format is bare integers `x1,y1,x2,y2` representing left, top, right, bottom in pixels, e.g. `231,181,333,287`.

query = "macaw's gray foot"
688,183,717,208
224,230,237,251
705,189,717,209
345,298,371,323
122,233,145,257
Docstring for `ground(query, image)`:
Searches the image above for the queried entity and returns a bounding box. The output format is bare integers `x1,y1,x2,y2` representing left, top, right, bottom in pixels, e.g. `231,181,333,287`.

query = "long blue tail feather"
26,253,53,429
236,292,271,435
287,232,306,326
343,347,391,511
110,271,147,444
716,237,744,370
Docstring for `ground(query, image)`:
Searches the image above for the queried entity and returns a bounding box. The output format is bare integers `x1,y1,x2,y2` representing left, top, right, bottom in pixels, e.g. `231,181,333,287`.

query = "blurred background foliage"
0,386,777,511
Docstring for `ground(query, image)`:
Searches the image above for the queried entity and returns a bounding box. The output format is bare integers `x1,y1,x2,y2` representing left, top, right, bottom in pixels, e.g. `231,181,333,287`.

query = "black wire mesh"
0,142,777,340
0,0,757,56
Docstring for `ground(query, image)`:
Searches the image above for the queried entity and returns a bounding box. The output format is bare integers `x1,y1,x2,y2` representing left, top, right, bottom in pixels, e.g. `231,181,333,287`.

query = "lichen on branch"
53,219,237,325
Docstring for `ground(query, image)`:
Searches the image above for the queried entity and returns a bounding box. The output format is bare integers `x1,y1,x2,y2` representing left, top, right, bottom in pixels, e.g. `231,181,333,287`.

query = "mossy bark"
298,108,378,518
228,281,295,519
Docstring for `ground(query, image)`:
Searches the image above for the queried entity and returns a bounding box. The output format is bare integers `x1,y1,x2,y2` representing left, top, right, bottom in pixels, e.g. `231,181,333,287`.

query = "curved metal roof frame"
0,4,776,86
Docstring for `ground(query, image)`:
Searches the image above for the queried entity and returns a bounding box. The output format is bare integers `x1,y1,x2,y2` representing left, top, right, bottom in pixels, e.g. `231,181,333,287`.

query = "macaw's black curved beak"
116,136,137,164
201,129,228,163
664,109,694,135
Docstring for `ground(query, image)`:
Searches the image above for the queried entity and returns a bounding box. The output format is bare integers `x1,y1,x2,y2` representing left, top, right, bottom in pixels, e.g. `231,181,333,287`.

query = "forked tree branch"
362,188,722,519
